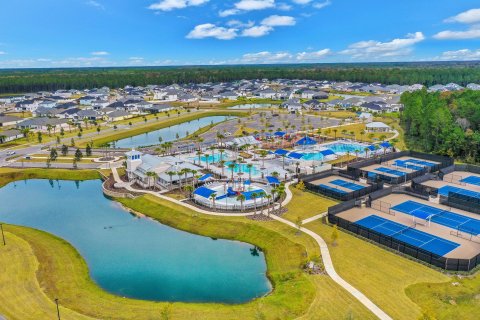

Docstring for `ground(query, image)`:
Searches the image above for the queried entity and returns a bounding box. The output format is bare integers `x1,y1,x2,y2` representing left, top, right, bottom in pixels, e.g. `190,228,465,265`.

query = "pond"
228,104,276,110
114,116,233,148
0,179,271,303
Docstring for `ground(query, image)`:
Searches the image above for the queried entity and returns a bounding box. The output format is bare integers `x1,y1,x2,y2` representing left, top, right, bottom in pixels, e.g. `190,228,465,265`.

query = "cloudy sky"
0,0,479,68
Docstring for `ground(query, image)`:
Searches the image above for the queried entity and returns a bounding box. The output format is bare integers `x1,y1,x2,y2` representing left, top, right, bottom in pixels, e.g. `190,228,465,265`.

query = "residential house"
0,115,23,127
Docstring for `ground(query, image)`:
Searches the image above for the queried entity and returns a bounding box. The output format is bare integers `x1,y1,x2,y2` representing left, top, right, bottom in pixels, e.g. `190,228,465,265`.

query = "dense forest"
401,89,480,163
1,61,480,94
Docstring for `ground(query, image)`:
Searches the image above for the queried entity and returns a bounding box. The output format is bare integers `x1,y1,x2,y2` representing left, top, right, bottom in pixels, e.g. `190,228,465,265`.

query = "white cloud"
0,51,6,55
313,0,331,9
220,0,275,16
239,48,331,63
148,0,209,11
444,8,480,24
242,25,273,37
436,49,480,61
340,32,425,59
433,25,480,40
292,0,312,4
86,0,105,10
296,49,331,60
188,15,295,40
242,51,293,63
277,3,292,11
261,15,296,26
186,23,238,40
91,51,109,56
235,0,275,11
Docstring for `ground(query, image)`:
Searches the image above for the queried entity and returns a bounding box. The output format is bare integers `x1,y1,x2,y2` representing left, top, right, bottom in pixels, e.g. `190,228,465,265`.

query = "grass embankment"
0,194,316,320
405,274,480,320
300,209,449,320
200,98,282,109
283,187,338,222
0,168,100,188
89,110,248,147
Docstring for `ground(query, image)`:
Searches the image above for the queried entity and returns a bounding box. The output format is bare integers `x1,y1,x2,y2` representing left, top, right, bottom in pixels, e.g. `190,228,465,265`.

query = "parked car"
6,151,15,156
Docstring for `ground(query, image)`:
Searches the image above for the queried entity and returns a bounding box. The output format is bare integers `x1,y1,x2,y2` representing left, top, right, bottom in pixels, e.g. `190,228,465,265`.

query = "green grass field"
0,168,476,319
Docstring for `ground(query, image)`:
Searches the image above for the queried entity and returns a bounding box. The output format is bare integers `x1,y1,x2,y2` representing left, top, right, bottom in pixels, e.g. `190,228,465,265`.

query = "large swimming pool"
326,142,367,154
225,161,261,176
0,179,271,303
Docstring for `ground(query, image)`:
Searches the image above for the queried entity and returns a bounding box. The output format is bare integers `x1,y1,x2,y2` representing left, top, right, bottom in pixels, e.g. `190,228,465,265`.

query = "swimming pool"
225,161,261,176
326,142,367,154
301,153,325,161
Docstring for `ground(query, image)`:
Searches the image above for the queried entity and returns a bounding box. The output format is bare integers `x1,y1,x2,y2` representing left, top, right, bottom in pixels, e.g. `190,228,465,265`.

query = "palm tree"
236,194,246,212
176,171,184,189
333,129,338,140
166,171,176,190
270,188,277,213
354,149,360,161
209,193,217,211
219,160,226,177
21,128,30,141
364,147,370,159
182,168,191,187
246,163,253,181
190,169,198,186
251,192,258,214
196,150,203,166
259,150,269,169
146,171,156,190
258,191,266,215
184,185,194,198
205,154,210,170
360,130,366,142
228,162,236,182
276,184,286,213
266,194,272,216
281,154,286,169
218,148,225,162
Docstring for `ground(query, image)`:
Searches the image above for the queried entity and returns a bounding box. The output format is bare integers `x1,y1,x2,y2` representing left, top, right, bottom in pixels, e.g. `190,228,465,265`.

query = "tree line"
401,89,480,163
1,61,480,94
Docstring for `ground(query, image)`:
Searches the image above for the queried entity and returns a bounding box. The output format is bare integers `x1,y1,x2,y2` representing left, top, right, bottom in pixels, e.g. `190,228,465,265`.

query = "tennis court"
375,166,407,176
329,179,365,191
354,215,460,256
318,184,347,195
392,160,424,171
403,158,436,167
461,176,480,187
391,200,480,236
438,185,480,199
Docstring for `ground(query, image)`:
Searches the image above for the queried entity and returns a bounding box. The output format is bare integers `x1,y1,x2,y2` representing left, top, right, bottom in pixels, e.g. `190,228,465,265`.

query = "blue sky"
0,0,479,68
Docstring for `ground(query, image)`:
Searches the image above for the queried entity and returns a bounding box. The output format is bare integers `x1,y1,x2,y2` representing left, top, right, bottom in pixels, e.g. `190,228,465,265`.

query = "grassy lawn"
283,187,338,223
320,123,395,143
405,273,480,320
305,220,450,320
326,154,357,166
0,168,101,188
314,111,358,119
3,111,32,118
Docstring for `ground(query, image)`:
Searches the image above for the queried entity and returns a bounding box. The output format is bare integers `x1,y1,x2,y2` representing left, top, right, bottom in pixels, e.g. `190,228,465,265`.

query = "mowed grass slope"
306,218,450,320
405,273,480,320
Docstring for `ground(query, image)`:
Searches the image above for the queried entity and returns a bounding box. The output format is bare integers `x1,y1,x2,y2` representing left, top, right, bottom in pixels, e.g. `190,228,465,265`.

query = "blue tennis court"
318,184,347,195
391,200,480,236
393,160,424,171
438,185,480,200
375,166,407,176
355,215,460,256
329,179,365,191
403,158,436,167
461,176,480,187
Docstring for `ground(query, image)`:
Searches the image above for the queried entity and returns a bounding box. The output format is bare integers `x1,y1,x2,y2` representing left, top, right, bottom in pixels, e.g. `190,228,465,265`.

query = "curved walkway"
111,168,391,319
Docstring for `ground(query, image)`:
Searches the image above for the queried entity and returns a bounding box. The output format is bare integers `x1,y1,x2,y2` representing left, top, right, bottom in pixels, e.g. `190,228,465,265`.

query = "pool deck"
337,193,480,259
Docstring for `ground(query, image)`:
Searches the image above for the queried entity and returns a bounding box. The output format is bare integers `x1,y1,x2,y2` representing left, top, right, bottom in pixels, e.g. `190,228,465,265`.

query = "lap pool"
0,179,271,303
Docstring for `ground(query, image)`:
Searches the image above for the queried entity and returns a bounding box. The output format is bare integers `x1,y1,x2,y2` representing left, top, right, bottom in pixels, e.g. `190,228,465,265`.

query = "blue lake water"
0,179,271,303
114,116,233,148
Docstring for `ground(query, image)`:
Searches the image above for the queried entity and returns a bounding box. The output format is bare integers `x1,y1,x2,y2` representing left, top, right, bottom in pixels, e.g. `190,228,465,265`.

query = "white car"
6,151,15,156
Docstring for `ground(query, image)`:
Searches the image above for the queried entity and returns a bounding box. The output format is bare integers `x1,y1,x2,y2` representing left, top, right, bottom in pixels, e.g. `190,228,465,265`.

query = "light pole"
55,298,61,320
0,223,5,245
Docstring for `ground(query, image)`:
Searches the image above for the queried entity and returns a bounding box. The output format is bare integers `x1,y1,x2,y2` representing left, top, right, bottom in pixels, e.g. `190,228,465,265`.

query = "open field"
0,168,100,188
320,122,395,143
406,273,480,320
283,186,338,222
305,219,450,320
